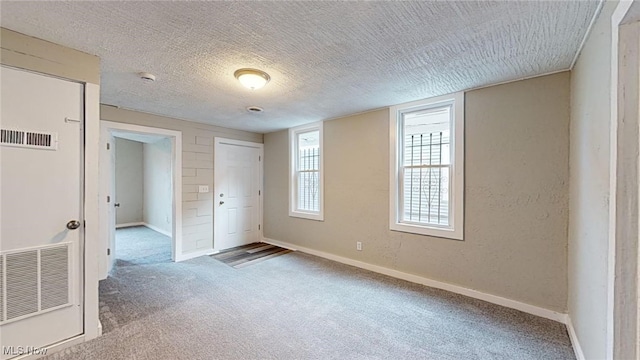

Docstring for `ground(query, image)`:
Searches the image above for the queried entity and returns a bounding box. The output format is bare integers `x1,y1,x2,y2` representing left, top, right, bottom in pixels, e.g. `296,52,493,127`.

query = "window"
389,92,464,240
289,121,324,221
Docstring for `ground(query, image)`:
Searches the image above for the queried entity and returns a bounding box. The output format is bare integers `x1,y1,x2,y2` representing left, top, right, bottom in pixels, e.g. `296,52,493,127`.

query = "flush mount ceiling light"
246,106,264,113
234,68,270,90
138,72,156,82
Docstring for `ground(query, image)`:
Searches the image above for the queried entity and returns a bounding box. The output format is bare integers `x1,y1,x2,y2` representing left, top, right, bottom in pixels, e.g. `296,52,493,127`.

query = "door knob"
66,220,81,230
114,203,120,207
219,201,225,205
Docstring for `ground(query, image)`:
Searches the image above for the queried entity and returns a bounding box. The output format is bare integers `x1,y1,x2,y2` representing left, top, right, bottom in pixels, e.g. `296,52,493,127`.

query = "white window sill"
289,211,324,222
390,222,463,240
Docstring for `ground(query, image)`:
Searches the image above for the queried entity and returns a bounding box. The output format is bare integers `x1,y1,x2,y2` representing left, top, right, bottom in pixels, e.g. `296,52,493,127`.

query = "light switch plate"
198,185,209,193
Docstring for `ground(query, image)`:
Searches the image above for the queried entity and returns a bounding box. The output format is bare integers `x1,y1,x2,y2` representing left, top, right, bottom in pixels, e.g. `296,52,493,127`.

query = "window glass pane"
297,130,319,171
297,130,320,212
297,171,319,211
402,166,450,226
403,106,451,166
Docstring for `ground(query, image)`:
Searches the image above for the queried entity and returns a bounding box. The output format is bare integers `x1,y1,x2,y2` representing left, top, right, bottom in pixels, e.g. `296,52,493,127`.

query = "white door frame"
609,2,639,359
99,121,183,279
213,137,264,251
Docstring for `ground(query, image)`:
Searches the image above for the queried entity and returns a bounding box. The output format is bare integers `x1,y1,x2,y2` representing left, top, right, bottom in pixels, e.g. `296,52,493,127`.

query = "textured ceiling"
1,1,600,133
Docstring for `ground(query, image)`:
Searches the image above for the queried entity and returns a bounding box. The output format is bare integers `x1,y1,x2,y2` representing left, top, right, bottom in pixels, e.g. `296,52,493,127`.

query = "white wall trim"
143,222,172,237
607,2,634,359
388,92,464,240
175,247,215,262
10,334,85,360
288,122,325,221
115,222,145,229
99,120,183,271
84,83,100,342
567,316,586,360
263,237,567,323
215,137,264,149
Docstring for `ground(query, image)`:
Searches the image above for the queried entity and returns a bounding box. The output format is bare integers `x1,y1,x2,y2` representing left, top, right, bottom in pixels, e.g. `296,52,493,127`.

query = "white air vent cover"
0,129,58,150
6,251,39,320
0,243,72,323
40,247,69,310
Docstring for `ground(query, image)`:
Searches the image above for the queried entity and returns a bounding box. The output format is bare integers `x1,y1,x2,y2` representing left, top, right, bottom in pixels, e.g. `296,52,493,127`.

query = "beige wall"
568,2,618,359
101,105,262,254
264,72,570,312
115,138,143,225
1,27,100,84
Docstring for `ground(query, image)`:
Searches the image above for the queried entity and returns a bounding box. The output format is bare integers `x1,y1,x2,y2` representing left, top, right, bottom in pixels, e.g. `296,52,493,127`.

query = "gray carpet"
45,228,575,360
114,226,172,266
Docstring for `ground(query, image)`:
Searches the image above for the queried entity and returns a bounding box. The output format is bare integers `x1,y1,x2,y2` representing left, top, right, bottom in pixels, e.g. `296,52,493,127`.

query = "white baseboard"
263,237,568,324
175,247,214,262
97,320,103,337
142,223,172,237
566,316,585,360
11,334,85,360
115,222,144,229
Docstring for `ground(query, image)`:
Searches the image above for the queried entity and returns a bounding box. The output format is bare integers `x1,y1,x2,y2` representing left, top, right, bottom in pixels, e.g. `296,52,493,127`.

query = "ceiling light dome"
234,68,270,90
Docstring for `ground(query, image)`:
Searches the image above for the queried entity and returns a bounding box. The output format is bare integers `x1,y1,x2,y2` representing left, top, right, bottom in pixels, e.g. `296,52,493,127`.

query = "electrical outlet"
198,185,209,193
356,242,362,251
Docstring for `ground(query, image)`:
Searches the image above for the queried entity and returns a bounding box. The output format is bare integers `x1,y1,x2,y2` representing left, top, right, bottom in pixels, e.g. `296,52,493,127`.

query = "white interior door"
107,132,116,273
98,126,116,278
214,139,262,251
0,66,84,359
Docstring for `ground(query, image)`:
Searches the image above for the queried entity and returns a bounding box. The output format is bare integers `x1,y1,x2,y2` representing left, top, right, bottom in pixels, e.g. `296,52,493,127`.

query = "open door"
99,125,117,278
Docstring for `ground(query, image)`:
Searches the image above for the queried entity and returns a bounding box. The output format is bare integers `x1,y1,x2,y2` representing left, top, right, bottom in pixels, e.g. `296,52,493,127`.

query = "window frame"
289,121,324,221
389,92,464,240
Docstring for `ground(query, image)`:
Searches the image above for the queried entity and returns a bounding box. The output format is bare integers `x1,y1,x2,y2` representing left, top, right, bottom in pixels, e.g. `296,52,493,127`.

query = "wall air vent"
1,129,58,150
0,243,72,324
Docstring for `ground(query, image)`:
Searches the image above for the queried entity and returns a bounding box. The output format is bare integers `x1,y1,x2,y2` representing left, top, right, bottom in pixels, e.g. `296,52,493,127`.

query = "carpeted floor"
113,226,172,266
44,227,575,360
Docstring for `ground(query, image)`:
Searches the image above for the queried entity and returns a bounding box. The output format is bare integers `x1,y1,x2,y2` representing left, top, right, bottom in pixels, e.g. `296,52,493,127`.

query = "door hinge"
258,224,261,230
83,220,86,227
107,248,111,256
258,190,261,196
107,142,110,150
107,195,111,203
259,156,261,161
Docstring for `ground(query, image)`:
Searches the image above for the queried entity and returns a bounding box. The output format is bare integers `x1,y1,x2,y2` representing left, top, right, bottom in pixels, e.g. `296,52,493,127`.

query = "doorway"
214,138,263,251
99,121,183,279
113,134,172,265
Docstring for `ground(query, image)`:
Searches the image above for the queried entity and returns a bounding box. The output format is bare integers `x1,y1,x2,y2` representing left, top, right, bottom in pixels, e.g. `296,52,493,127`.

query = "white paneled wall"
182,134,214,252
101,105,263,257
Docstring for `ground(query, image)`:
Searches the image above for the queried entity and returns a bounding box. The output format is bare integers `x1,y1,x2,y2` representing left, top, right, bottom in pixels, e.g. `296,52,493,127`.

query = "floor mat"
210,242,292,268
